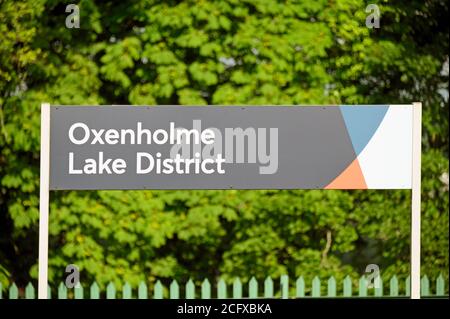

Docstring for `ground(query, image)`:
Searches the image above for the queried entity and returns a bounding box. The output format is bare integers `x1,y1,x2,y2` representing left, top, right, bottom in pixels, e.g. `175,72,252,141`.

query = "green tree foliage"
0,0,448,290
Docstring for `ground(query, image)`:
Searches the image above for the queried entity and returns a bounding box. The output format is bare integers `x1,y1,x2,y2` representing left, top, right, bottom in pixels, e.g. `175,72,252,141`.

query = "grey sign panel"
49,106,356,190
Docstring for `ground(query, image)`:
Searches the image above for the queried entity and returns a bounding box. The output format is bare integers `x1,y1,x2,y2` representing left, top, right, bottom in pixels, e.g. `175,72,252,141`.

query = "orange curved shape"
325,158,367,189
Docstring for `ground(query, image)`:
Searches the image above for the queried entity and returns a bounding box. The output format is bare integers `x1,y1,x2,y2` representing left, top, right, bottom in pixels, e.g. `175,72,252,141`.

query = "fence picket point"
233,278,242,298
201,279,211,299
169,280,179,299
358,276,367,297
327,276,336,297
421,275,429,297
25,282,35,299
138,281,148,299
186,279,195,299
106,282,116,299
249,277,258,298
436,274,445,296
389,276,398,297
90,282,100,299
122,282,132,299
154,280,163,299
296,276,305,297
264,277,273,298
374,276,383,297
217,279,227,299
74,284,83,299
343,276,352,297
9,283,18,299
405,276,410,297
58,282,67,299
312,276,321,297
280,275,289,299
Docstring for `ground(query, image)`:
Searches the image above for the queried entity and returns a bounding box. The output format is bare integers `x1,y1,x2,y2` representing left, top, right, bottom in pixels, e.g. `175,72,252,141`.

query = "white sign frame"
37,102,422,299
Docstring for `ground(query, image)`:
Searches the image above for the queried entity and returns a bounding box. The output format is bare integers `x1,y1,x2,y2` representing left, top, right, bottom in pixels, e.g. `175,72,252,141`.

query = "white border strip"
411,102,422,299
38,103,50,299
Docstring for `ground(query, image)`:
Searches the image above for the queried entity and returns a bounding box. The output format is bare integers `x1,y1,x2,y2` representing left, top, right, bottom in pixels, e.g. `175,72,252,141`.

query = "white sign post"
411,102,422,299
38,102,50,299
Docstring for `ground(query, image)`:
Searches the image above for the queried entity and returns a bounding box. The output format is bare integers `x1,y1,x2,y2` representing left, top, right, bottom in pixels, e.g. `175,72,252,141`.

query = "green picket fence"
1,274,447,299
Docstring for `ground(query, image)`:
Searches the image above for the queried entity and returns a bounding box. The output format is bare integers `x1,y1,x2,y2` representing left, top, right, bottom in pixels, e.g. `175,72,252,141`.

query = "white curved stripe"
357,105,413,189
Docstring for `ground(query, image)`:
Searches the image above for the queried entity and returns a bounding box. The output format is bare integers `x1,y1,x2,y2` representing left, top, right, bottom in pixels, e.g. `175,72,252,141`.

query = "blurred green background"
0,0,448,293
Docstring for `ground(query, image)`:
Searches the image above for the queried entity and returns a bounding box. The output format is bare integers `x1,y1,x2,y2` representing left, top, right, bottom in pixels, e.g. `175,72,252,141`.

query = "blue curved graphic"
339,105,389,156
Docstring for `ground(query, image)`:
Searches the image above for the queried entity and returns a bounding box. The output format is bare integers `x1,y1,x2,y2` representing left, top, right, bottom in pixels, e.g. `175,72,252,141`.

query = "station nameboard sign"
49,105,413,190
